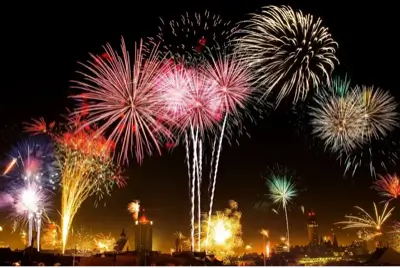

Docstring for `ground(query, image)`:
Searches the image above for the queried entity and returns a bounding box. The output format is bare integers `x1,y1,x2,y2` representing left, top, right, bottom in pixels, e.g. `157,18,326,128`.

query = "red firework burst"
373,174,400,200
71,38,172,164
23,117,56,136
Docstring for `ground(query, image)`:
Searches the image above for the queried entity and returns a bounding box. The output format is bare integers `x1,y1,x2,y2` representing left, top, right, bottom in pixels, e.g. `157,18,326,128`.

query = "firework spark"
94,233,116,252
310,77,365,153
265,167,297,249
57,123,123,254
336,202,394,231
23,118,56,136
127,200,140,220
235,5,338,105
357,85,398,140
6,138,59,190
12,181,50,249
200,200,243,264
150,10,237,65
389,221,400,252
373,174,400,200
72,38,172,164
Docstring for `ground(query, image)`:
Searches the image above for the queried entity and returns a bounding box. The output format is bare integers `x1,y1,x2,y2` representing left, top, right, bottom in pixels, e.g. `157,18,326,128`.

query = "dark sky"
1,1,399,252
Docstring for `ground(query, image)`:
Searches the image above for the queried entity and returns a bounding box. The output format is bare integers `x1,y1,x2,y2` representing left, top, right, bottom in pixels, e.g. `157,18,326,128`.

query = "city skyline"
0,0,398,255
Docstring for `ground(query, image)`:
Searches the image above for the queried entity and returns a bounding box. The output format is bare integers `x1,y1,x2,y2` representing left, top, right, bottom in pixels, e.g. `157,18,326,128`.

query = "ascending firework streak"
202,52,255,253
157,64,219,251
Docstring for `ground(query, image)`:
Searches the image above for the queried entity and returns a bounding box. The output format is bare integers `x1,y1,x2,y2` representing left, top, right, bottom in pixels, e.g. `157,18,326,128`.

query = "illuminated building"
134,209,153,252
307,210,319,246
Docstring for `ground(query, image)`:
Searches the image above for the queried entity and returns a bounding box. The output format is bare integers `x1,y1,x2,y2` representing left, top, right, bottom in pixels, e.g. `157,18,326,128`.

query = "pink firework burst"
202,52,255,117
373,174,400,200
71,38,173,164
157,64,220,134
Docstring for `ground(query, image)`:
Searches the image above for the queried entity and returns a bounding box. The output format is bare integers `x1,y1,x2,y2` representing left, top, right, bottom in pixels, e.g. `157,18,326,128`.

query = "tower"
134,209,153,252
307,210,319,246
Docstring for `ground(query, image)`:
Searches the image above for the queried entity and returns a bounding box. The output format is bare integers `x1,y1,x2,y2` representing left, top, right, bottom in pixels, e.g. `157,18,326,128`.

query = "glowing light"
127,200,140,220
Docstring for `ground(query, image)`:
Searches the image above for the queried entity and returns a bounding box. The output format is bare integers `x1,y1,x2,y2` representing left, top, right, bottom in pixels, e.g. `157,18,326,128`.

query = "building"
307,210,319,246
134,209,153,252
114,229,133,253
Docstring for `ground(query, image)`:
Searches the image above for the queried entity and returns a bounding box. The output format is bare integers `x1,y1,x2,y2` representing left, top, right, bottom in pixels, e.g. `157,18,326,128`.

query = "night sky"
1,1,399,252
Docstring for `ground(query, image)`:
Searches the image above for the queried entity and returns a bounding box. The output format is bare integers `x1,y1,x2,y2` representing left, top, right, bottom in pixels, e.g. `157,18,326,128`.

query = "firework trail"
127,200,140,220
201,51,255,251
265,167,298,250
56,121,124,253
389,221,400,252
335,202,394,233
235,5,338,105
72,38,173,165
150,10,237,65
372,174,400,200
157,65,220,251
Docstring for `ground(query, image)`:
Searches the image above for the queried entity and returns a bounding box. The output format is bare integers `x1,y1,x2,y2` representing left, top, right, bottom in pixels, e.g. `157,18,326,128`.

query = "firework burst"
373,174,400,200
235,5,338,105
57,122,124,254
389,221,400,252
72,38,172,165
202,51,256,252
336,202,394,232
6,138,59,190
357,85,398,140
310,77,365,153
265,167,297,250
127,200,140,220
200,200,243,264
150,10,237,65
11,181,50,249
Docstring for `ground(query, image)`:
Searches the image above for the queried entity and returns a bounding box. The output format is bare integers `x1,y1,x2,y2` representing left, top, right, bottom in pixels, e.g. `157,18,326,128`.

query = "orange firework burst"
373,174,400,200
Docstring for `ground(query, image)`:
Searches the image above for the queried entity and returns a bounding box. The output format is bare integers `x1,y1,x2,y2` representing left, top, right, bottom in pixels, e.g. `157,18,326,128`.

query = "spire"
333,234,338,248
120,229,126,238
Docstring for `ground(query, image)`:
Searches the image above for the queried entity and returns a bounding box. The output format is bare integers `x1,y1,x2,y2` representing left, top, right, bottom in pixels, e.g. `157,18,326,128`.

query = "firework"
202,52,256,251
72,38,172,164
265,167,297,250
356,85,398,140
200,200,243,264
372,174,400,200
150,10,237,65
342,136,399,177
389,221,400,252
42,221,61,250
235,5,338,104
310,77,365,153
6,138,59,190
157,65,219,251
94,233,116,252
57,123,123,254
336,202,394,232
127,200,140,220
12,181,50,249
23,117,56,136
